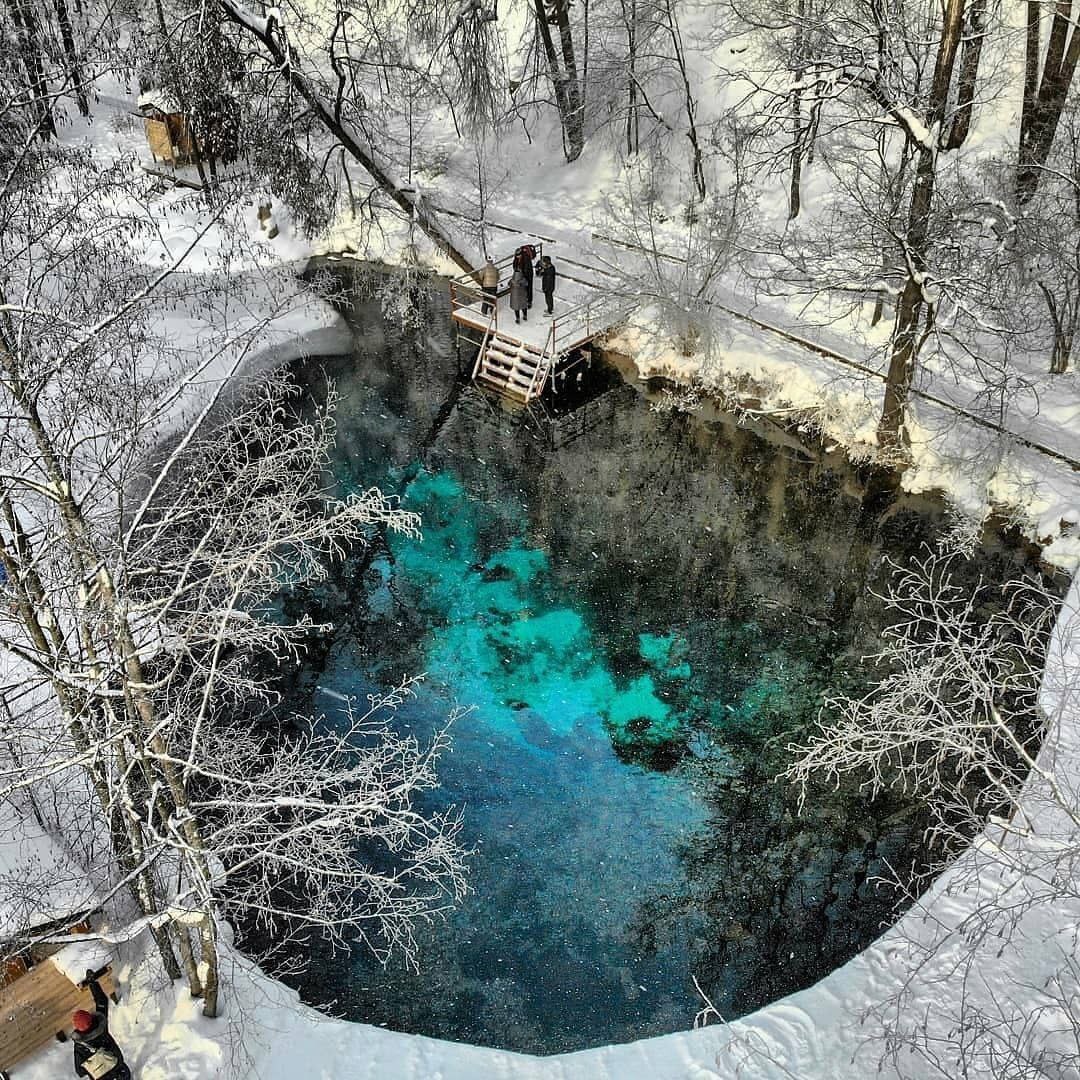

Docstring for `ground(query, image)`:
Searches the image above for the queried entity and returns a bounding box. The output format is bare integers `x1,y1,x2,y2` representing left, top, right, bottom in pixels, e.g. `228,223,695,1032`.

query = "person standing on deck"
509,268,529,324
480,258,499,315
71,970,131,1079
514,245,535,308
536,254,556,315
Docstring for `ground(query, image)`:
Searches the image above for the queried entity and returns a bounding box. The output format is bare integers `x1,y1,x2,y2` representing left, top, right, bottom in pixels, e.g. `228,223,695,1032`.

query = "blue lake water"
264,267,1048,1054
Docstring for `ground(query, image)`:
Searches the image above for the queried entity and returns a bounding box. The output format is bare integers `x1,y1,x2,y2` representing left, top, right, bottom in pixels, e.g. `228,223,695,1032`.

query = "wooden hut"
138,90,199,168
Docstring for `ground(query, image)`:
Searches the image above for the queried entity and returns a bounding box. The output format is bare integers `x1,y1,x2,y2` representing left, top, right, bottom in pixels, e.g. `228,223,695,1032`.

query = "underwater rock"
607,716,687,771
603,673,689,770
515,706,562,752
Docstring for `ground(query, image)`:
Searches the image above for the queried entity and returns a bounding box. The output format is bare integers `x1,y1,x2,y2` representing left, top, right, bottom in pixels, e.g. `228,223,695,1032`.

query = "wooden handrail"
523,321,556,399
472,307,499,381
448,243,544,287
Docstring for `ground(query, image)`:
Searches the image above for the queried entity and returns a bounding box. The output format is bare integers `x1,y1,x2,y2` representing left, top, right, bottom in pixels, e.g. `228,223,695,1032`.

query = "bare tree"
1013,93,1080,373
0,119,469,1017
596,134,752,362
531,0,586,161
721,0,1006,453
1017,0,1080,202
786,550,1062,847
782,547,1080,1080
654,0,706,199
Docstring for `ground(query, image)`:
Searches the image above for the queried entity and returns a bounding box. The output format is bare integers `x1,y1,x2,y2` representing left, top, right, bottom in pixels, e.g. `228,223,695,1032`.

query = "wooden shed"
138,89,199,168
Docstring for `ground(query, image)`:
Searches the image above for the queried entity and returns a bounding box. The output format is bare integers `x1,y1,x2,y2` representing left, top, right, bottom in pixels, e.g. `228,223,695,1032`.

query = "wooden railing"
471,306,499,381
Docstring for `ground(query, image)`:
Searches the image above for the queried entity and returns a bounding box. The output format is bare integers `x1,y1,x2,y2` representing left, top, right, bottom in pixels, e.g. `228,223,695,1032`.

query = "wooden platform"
450,248,626,403
0,961,115,1075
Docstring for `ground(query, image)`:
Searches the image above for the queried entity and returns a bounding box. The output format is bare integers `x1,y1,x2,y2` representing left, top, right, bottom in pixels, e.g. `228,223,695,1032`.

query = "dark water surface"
267,268,1047,1054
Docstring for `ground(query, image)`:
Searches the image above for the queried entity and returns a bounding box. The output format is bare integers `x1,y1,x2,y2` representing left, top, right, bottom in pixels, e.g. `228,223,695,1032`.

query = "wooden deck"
450,248,628,403
0,961,115,1075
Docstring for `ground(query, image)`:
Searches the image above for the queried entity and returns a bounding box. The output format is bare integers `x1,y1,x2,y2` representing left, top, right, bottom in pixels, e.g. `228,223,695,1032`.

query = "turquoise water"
267,268,1048,1054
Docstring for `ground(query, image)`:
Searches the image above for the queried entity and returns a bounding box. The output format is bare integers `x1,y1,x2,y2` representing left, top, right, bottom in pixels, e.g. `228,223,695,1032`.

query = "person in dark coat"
509,269,529,324
72,970,130,1080
535,254,556,315
513,245,535,307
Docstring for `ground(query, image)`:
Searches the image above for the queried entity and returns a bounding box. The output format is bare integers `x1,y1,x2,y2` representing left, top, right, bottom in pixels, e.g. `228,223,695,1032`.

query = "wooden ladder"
473,329,553,403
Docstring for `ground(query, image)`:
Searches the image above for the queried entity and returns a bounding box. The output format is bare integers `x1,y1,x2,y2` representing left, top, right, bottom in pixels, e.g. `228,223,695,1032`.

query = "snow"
889,106,934,152
49,938,114,985
0,799,101,940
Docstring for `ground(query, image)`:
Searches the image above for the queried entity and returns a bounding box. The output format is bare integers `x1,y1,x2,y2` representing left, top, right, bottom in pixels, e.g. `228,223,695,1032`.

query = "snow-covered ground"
0,799,102,942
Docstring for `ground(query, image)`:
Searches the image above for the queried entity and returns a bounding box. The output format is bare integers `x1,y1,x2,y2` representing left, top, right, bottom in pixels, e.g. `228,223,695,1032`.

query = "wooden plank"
139,164,206,191
0,963,115,1071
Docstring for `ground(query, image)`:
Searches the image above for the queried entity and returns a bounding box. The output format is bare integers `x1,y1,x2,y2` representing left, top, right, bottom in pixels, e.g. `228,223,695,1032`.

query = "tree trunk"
789,98,803,217
665,0,706,200
878,266,925,450
1021,0,1041,158
876,0,964,451
198,916,220,1017
1017,0,1080,200
789,2,806,218
52,0,90,116
623,0,639,155
217,0,476,271
533,0,585,161
551,0,584,158
174,924,205,998
582,0,590,112
929,0,967,112
1038,280,1075,372
871,245,891,326
945,0,986,149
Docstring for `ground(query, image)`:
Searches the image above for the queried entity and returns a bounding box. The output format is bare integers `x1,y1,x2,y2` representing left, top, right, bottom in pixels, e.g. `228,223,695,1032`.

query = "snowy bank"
611,303,1080,573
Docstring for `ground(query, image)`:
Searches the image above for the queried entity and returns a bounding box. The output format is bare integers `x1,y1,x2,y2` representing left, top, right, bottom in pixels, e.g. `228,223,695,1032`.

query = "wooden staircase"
472,327,553,403
450,245,624,404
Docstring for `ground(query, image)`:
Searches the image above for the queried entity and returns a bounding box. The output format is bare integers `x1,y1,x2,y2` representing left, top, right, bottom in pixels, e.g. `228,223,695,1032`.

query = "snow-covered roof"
137,89,183,115
0,800,102,940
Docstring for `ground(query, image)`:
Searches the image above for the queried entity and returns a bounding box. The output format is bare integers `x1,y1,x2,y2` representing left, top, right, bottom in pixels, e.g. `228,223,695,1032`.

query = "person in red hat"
71,969,130,1079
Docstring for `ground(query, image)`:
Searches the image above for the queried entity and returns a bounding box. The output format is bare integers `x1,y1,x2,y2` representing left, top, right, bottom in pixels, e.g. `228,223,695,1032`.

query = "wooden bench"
0,961,115,1077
